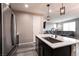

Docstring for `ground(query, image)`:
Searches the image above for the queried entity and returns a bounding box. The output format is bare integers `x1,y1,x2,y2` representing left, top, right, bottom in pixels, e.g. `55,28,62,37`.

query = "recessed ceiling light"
25,4,29,8
49,9,52,13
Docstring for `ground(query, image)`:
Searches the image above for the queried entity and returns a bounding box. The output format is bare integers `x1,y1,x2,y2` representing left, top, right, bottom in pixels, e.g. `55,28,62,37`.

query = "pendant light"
46,4,50,21
60,3,65,15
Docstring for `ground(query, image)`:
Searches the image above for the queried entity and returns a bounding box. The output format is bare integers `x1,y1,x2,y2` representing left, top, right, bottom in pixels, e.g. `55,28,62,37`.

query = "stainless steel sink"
42,37,62,43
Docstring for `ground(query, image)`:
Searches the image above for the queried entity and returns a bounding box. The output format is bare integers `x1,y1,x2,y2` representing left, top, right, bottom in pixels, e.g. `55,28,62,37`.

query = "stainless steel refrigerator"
2,3,17,56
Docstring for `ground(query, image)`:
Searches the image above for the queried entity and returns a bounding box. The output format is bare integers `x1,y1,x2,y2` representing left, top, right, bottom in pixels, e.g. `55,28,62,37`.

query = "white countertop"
36,34,79,49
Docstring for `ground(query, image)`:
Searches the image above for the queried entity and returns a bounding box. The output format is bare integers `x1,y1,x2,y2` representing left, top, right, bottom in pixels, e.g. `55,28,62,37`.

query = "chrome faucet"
51,28,58,38
54,29,58,38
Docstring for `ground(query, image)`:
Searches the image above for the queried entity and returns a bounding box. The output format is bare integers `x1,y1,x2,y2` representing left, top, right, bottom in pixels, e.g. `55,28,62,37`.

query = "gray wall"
15,12,33,43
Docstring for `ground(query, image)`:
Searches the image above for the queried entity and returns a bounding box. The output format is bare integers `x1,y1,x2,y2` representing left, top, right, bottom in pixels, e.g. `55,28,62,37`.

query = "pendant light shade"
60,3,65,15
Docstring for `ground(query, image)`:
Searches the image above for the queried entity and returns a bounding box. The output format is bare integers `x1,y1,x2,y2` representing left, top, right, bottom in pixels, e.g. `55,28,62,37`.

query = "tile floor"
15,43,38,56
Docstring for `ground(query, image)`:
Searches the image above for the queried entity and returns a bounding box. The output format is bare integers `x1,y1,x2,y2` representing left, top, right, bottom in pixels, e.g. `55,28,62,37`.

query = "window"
63,21,76,31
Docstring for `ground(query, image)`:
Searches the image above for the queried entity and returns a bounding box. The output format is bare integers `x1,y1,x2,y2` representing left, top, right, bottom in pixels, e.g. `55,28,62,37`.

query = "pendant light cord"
62,3,63,7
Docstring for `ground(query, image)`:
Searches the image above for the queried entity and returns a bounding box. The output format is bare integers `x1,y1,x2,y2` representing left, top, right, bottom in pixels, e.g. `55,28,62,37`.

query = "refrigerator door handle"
11,13,14,45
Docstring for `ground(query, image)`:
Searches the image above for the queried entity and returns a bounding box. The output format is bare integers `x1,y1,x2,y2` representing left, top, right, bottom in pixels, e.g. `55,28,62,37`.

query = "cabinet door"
43,42,53,56
39,39,52,56
35,37,39,55
38,38,43,56
36,37,42,56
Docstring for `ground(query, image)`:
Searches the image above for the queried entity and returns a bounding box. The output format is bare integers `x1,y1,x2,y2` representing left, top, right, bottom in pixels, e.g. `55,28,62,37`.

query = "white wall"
15,12,33,43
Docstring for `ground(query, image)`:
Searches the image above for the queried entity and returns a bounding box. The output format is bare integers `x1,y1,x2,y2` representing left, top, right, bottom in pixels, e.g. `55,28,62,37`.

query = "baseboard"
19,42,36,46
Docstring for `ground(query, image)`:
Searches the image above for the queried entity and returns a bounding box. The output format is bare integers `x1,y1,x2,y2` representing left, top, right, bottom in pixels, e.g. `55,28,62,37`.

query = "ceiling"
10,3,79,22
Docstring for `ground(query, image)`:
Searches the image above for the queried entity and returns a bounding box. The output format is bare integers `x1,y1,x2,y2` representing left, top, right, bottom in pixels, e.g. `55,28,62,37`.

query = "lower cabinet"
36,36,71,56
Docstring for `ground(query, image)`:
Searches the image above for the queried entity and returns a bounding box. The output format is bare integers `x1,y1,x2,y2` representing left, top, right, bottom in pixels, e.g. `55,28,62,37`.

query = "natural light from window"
63,22,76,31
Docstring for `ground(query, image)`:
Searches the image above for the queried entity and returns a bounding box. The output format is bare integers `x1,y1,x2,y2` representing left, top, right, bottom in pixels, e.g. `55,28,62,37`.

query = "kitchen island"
35,34,79,56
